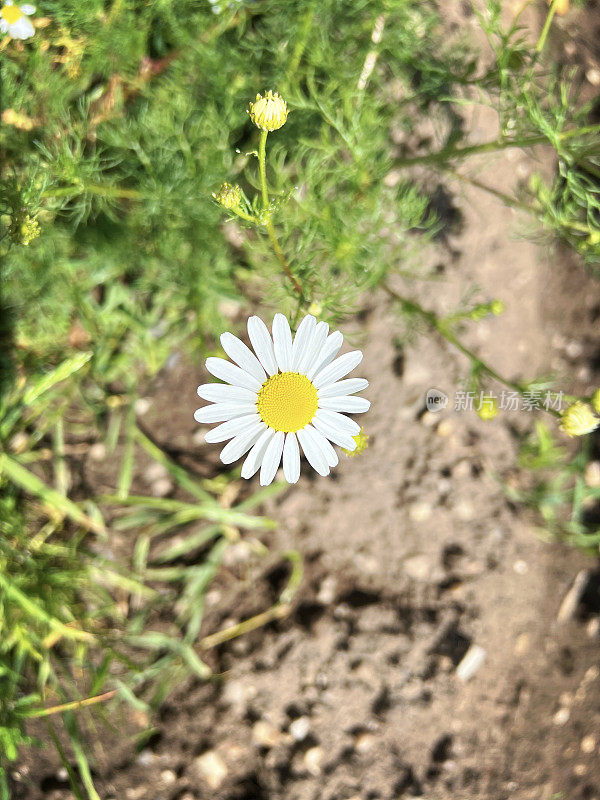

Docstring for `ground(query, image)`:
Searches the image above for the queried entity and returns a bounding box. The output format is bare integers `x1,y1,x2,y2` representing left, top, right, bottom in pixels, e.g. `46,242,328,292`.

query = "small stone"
252,720,281,748
453,460,471,479
145,462,168,482
222,541,252,568
316,576,337,605
89,442,106,461
565,340,583,359
455,501,475,521
403,554,432,581
553,708,570,726
160,769,177,785
134,397,152,416
151,478,173,497
585,462,600,488
289,717,311,742
587,617,600,638
9,432,29,453
194,751,228,789
586,68,600,87
354,732,375,753
136,749,157,767
513,560,528,575
574,763,587,777
456,645,486,682
581,735,596,753
304,746,324,776
437,420,454,438
514,633,530,655
409,503,432,522
126,789,146,800
584,665,599,683
557,570,591,623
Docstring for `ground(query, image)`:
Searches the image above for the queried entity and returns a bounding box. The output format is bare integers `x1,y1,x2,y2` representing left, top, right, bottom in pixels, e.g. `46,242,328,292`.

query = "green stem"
265,217,304,297
258,129,270,210
42,183,142,200
383,284,561,417
395,125,600,169
536,0,557,54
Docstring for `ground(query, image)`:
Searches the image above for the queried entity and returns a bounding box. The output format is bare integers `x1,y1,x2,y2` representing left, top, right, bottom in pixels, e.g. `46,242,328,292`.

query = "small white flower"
0,0,36,39
195,314,370,485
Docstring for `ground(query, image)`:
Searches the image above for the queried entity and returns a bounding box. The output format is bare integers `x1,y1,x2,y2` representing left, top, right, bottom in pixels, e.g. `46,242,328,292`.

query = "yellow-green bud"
19,215,40,245
476,396,498,421
248,91,288,132
212,182,243,211
588,230,600,246
559,401,599,437
490,299,505,315
591,389,600,415
342,428,370,458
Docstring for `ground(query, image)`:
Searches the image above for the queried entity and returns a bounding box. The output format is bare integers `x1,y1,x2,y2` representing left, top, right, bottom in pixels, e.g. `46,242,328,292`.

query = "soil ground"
12,2,600,799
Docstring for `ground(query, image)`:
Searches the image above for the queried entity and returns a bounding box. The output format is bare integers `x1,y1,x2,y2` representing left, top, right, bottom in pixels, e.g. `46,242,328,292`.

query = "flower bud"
248,91,288,132
559,401,599,437
19,214,39,245
548,0,569,16
212,182,242,211
591,389,600,416
342,428,369,458
476,396,498,421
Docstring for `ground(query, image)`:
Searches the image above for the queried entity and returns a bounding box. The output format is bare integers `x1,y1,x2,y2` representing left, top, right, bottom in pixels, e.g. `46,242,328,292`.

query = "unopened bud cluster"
212,182,243,211
248,91,289,132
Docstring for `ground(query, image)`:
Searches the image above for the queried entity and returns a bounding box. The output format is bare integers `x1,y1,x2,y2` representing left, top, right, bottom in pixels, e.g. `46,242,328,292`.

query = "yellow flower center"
257,372,318,433
1,4,23,23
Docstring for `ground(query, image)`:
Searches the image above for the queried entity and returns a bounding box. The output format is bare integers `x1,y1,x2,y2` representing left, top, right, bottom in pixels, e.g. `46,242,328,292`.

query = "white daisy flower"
195,314,370,486
0,0,35,39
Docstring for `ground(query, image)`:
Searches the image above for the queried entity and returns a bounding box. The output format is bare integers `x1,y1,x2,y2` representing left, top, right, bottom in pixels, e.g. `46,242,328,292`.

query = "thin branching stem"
382,283,561,417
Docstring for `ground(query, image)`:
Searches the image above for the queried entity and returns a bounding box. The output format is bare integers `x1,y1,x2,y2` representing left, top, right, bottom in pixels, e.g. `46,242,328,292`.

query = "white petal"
272,314,293,372
306,331,344,380
21,4,36,13
291,315,316,371
247,316,278,376
311,416,357,450
282,432,300,484
318,396,370,413
205,357,262,392
241,428,275,479
309,426,339,467
220,332,267,384
313,351,363,389
194,403,256,424
317,378,369,398
297,425,329,476
197,383,257,404
314,408,361,436
204,415,262,444
297,321,329,375
220,425,265,464
10,15,34,37
260,430,285,486
0,19,8,31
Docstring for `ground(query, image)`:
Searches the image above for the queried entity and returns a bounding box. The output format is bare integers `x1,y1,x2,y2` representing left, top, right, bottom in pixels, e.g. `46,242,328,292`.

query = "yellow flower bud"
559,401,599,437
248,91,288,132
19,215,40,245
476,395,498,421
490,300,505,315
212,182,243,211
342,428,370,458
591,389,600,416
548,0,569,15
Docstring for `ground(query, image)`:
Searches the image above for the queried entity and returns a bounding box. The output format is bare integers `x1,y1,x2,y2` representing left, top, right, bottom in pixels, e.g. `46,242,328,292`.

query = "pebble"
403,554,432,581
553,707,570,726
151,478,173,497
514,634,530,656
585,462,600,488
134,397,152,416
160,769,177,785
581,735,596,754
557,570,590,622
136,749,157,767
252,720,282,748
304,746,324,776
455,501,475,521
513,560,528,575
9,432,28,453
354,732,376,753
586,68,600,87
456,645,486,682
409,502,432,522
574,763,587,777
126,789,146,800
437,420,454,438
145,462,168,482
289,716,311,742
316,576,337,605
193,751,228,789
587,618,600,638
89,442,106,461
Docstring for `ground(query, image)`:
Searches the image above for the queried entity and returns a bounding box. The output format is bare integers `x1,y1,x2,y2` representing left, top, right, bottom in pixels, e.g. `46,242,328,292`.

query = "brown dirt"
12,3,600,800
